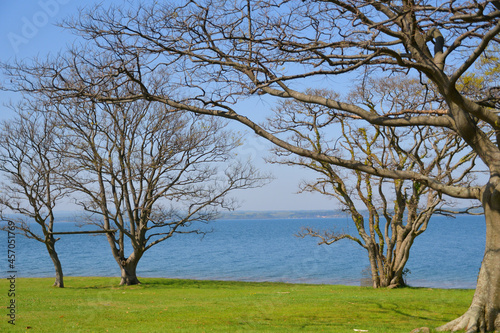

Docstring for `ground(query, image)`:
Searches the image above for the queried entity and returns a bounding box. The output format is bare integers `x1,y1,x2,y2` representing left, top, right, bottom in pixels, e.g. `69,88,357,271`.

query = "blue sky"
0,0,339,211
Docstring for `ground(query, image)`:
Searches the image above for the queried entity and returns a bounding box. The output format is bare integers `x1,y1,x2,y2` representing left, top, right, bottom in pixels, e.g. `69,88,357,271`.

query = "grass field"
0,277,473,332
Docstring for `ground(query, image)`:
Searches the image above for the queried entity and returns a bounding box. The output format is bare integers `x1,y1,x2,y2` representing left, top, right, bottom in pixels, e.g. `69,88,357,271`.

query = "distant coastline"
32,207,483,222
217,207,483,220
36,209,348,221
218,210,350,220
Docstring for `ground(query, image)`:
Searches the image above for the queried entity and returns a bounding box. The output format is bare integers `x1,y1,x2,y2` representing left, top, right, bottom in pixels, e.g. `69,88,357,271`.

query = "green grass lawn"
0,277,472,332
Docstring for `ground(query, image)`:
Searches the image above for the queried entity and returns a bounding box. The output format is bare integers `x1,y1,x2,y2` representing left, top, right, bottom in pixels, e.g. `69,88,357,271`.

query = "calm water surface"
1,215,485,289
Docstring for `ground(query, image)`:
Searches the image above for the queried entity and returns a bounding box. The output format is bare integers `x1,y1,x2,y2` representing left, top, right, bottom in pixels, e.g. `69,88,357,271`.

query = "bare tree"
0,106,68,287
3,0,500,330
50,98,264,285
269,82,480,288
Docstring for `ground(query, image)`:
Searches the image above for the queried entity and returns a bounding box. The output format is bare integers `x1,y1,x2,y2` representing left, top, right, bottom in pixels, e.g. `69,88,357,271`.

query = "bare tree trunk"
387,233,416,288
45,240,64,288
368,241,408,289
375,256,405,288
438,182,500,333
367,245,381,288
119,254,142,286
384,263,406,288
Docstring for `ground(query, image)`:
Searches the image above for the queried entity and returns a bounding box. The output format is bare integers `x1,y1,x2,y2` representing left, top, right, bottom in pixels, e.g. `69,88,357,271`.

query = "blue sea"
1,215,485,289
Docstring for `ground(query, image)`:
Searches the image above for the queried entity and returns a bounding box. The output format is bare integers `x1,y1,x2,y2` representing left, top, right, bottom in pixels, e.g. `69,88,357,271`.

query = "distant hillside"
217,206,483,220
218,210,347,220
42,207,483,221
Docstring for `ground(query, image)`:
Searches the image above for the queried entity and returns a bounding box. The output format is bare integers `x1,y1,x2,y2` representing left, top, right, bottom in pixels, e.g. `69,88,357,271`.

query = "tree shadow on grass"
137,278,292,289
366,300,447,323
64,277,271,290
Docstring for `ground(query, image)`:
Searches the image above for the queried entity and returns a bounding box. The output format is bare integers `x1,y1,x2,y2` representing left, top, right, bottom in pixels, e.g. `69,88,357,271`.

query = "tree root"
436,306,500,333
436,313,481,333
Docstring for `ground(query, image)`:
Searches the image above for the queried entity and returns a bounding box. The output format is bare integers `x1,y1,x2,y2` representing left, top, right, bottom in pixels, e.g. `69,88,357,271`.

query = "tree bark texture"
367,236,411,289
438,180,500,332
45,239,64,288
119,255,142,286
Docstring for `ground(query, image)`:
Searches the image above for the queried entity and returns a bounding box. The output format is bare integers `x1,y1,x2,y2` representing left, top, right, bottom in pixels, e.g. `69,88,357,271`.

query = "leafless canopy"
269,81,480,287
3,0,499,201
51,95,265,257
0,106,68,241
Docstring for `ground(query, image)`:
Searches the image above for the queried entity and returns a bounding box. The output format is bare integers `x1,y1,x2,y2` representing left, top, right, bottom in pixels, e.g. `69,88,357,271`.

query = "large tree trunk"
385,231,416,288
372,256,406,288
368,240,409,289
437,182,500,333
104,228,142,285
380,261,406,288
119,254,142,286
45,239,64,288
